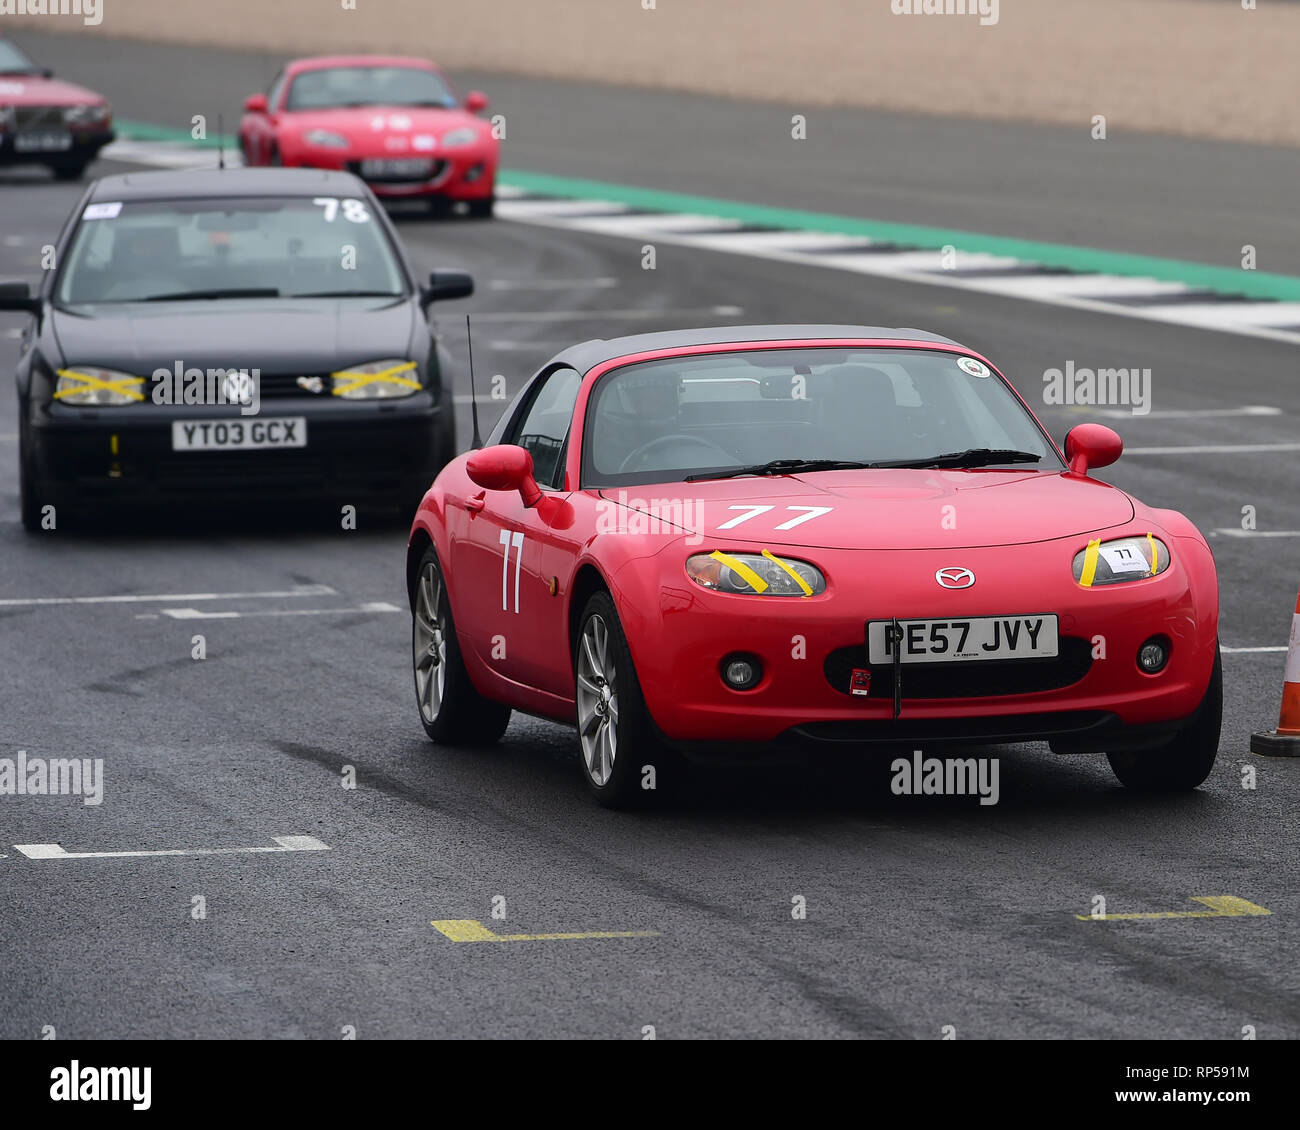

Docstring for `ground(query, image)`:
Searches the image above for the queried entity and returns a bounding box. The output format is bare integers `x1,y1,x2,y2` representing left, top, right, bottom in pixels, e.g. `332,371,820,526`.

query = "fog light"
722,654,761,690
1137,637,1169,673
464,163,484,183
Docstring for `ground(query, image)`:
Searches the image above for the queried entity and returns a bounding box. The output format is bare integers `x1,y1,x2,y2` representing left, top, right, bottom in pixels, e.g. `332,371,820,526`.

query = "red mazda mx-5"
405,325,1221,806
239,55,497,216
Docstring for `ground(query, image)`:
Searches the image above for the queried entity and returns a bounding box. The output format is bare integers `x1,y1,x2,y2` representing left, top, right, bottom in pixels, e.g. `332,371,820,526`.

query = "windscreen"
286,66,457,111
582,347,1060,487
55,196,406,304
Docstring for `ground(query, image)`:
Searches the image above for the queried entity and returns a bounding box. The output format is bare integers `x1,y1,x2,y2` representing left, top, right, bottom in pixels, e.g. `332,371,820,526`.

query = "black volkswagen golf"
0,166,472,530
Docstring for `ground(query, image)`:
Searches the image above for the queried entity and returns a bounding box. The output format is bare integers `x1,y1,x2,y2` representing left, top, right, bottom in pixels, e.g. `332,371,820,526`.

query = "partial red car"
0,38,113,180
405,325,1221,807
239,55,497,216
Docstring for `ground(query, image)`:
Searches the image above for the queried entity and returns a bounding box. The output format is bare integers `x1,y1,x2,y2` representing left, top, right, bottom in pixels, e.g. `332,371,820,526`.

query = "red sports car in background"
239,55,497,216
0,37,114,180
405,325,1222,807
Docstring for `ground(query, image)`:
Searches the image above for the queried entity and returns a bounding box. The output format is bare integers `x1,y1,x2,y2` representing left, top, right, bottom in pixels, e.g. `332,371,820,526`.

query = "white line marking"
0,584,336,608
1090,406,1281,420
1222,646,1289,654
14,834,329,860
157,601,400,620
490,276,618,290
2,329,23,339
1213,529,1300,538
1125,443,1300,455
493,199,631,219
468,305,743,322
2,235,27,247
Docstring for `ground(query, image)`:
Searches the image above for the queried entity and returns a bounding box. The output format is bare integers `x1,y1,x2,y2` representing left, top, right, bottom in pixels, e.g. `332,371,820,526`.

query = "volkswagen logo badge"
935,567,976,589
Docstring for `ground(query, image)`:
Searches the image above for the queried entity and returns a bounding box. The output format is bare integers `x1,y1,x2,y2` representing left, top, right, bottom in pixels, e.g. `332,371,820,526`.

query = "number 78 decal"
499,529,525,612
717,505,834,531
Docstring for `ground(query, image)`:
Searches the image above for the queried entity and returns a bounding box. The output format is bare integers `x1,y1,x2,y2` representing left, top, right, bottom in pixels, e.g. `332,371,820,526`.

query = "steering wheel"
618,433,736,475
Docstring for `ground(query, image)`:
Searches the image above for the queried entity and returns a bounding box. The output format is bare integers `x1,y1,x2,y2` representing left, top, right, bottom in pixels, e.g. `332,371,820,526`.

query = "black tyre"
19,427,45,533
49,159,89,182
574,590,672,807
1107,646,1222,792
411,546,511,745
466,197,495,219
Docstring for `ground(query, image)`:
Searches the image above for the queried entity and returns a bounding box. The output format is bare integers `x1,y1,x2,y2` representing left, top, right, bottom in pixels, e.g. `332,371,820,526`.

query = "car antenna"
466,313,483,449
217,114,225,170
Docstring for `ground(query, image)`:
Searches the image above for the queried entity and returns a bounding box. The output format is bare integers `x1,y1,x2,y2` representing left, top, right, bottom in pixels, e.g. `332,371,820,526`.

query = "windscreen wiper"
868,448,1043,469
292,290,402,298
142,288,281,302
684,458,877,482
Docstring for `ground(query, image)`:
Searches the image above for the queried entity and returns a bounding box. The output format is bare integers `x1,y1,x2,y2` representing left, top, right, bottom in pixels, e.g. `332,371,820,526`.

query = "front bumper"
0,127,114,165
286,143,497,200
612,536,1219,750
27,394,449,503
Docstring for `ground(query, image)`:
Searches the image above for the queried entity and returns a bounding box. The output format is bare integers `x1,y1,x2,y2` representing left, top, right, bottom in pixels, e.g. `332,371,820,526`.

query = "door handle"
464,491,486,515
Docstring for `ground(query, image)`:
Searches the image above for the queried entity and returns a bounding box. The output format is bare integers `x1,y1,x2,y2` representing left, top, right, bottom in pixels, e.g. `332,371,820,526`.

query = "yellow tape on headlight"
330,361,420,396
709,550,769,594
761,549,813,596
54,368,145,402
1079,538,1101,588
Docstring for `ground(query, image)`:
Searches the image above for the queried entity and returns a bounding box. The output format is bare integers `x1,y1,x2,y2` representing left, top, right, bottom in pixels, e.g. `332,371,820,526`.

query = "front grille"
823,636,1094,699
257,372,332,399
15,106,66,131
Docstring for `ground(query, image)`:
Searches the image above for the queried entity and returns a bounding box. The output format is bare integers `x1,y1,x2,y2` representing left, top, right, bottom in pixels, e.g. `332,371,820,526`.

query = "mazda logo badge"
936,567,975,589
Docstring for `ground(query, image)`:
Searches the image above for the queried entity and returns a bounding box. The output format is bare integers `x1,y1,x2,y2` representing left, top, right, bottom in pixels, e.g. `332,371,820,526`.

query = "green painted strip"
115,117,238,150
111,121,1300,302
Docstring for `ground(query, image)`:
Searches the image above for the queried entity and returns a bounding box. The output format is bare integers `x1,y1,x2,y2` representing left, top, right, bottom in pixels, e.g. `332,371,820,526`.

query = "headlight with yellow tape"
55,367,145,406
331,359,421,400
686,551,826,596
1073,534,1170,587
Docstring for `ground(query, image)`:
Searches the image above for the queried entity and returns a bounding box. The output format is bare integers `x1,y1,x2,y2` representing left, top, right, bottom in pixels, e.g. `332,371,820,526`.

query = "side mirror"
467,444,542,508
421,269,474,309
1064,423,1123,476
40,67,54,79
464,91,489,114
0,281,40,315
244,93,269,114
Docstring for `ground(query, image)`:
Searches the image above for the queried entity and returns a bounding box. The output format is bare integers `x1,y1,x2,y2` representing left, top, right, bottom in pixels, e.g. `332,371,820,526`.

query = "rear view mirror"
467,444,542,508
1064,423,1123,476
0,281,40,314
421,269,474,309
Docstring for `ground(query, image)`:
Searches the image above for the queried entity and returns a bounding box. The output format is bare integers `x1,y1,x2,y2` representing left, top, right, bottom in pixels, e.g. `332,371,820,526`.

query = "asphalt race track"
1,35,1298,1040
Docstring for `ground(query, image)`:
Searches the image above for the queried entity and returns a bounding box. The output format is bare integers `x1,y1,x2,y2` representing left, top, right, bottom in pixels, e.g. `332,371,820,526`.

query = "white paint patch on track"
155,601,400,619
0,584,336,607
14,834,329,860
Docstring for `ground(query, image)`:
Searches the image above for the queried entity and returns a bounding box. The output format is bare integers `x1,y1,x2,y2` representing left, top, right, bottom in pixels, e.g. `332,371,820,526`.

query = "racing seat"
812,363,900,462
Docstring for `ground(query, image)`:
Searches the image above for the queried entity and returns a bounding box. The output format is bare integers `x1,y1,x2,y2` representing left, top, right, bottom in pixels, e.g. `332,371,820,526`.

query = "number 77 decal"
499,529,525,612
717,504,834,530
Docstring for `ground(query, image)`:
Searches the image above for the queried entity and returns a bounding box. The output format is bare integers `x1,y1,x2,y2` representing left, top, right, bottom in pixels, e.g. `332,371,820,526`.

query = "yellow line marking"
1077,896,1271,921
431,919,659,943
709,550,768,593
761,549,812,596
1078,538,1101,587
330,360,419,396
1146,531,1158,575
54,368,145,402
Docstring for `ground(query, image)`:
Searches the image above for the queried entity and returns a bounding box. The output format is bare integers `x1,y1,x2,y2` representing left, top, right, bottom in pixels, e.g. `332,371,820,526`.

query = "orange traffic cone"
1251,584,1300,757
